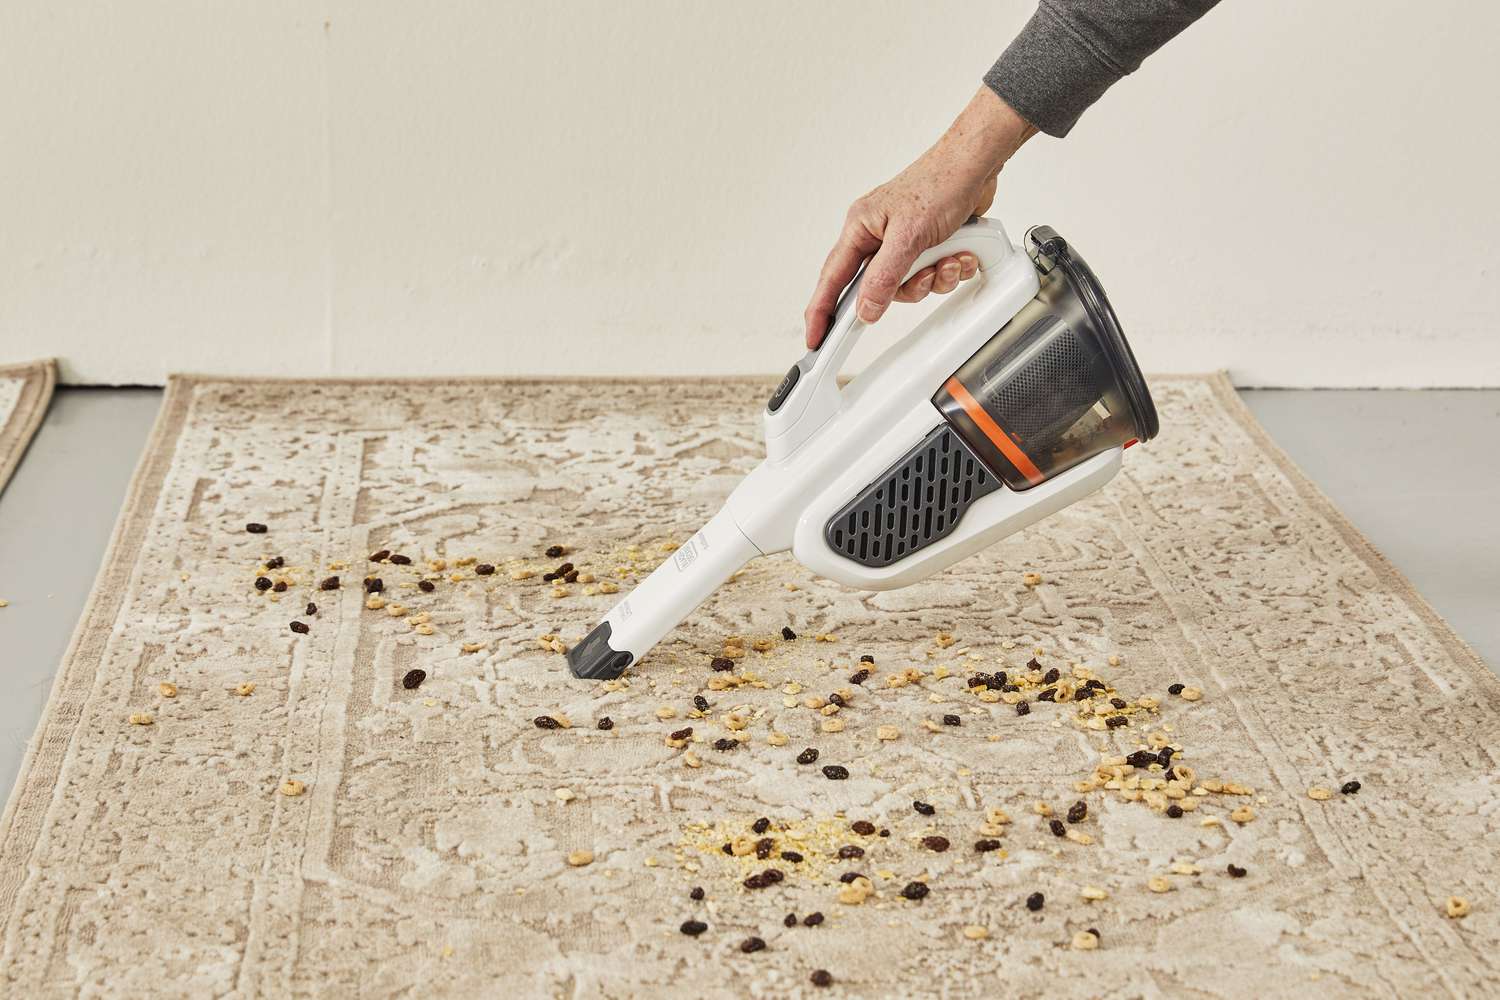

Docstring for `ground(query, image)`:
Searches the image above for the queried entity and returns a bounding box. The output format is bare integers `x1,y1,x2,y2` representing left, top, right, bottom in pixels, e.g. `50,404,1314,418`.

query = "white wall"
2,1,1496,387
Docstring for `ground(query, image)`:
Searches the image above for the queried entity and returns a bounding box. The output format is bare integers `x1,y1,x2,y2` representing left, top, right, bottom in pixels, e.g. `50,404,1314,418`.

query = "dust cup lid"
1026,226,1158,442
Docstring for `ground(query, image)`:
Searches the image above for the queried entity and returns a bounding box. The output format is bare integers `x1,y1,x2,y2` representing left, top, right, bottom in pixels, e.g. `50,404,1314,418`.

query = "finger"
956,252,979,281
855,229,923,324
930,257,963,295
804,221,882,349
894,265,938,304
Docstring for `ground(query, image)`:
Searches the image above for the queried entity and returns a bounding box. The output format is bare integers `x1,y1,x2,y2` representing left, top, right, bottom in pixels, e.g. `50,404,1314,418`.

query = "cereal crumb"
236,682,256,697
1147,875,1174,893
279,779,305,797
1022,572,1042,587
554,787,576,802
157,682,178,698
128,712,154,726
1071,930,1100,951
876,725,901,742
1445,896,1470,919
1080,886,1108,901
1307,786,1333,801
961,925,989,940
1180,686,1203,701
566,850,594,867
1230,805,1256,824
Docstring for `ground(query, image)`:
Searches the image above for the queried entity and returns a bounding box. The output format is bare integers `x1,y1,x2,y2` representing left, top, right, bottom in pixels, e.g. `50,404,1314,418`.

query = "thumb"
855,229,923,325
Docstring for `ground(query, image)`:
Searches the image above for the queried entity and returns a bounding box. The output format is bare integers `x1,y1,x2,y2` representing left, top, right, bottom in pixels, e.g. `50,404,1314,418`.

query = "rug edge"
0,358,57,498
1202,370,1495,683
0,372,191,930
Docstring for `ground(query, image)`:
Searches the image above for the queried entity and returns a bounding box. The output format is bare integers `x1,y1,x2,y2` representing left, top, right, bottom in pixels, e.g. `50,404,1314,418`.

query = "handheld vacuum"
568,219,1158,680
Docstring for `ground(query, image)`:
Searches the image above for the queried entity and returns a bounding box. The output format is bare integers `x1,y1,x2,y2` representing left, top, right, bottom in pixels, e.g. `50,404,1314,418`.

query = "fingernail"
919,274,935,290
942,262,960,278
858,300,885,323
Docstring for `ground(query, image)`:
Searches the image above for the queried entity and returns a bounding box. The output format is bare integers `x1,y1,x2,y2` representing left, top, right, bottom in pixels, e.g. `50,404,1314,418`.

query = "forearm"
927,86,1039,183
985,0,1222,137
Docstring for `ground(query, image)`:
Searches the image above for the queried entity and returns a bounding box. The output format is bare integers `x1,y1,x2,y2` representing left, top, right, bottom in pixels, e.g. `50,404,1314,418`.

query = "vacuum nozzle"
566,621,634,680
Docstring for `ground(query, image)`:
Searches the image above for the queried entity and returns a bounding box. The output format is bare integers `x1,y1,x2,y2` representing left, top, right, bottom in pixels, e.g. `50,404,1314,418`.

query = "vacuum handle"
764,217,1013,462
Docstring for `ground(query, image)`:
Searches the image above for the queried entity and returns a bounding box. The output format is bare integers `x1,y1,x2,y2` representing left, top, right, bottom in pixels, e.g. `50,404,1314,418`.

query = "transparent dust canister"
933,226,1159,490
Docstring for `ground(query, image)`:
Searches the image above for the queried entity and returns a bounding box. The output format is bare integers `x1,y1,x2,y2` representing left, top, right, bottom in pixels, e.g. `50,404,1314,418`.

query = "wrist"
936,86,1037,182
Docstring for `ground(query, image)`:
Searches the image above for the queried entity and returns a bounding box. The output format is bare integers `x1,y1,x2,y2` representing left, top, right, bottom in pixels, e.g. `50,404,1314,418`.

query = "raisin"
900,881,930,900
967,675,987,688
533,716,561,730
693,695,709,712
319,576,340,591
838,872,863,883
289,621,309,634
364,578,384,593
1168,683,1185,695
878,829,890,837
1163,767,1176,781
1341,780,1361,795
1027,657,1041,670
1085,678,1106,691
370,550,390,562
563,570,579,583
1067,801,1087,824
1026,891,1044,911
994,671,1008,687
859,654,874,663
837,845,864,859
764,868,784,883
748,816,770,834
781,626,797,640
797,748,819,765
811,970,834,987
1227,863,1247,878
743,874,766,890
305,602,317,616
1049,819,1066,837
390,554,411,565
272,581,288,593
1042,667,1060,684
920,836,949,852
713,738,737,752
803,911,824,926
710,657,735,672
400,669,426,690
974,838,1001,852
1037,688,1056,703
669,727,693,741
474,563,495,576
821,765,849,780
254,577,273,592
596,717,613,730
1075,686,1095,700
942,714,961,726
554,563,574,575
1110,697,1128,710
1016,701,1031,716
755,838,774,860
783,912,798,928
912,800,935,816
721,843,733,855
849,669,870,685
246,523,268,534
1166,804,1184,818
418,580,436,593
542,573,557,583
828,692,846,707
1157,747,1175,766
679,919,707,936
780,850,804,863
1106,716,1128,728
851,820,876,835
265,556,285,570
1125,750,1157,768
545,545,565,558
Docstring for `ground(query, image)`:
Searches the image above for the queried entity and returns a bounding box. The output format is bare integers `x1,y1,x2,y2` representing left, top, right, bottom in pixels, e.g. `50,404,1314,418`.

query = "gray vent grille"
825,425,1001,568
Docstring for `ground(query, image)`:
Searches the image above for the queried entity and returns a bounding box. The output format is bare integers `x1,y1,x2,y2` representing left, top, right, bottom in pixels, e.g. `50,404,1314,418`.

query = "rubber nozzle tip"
566,621,634,680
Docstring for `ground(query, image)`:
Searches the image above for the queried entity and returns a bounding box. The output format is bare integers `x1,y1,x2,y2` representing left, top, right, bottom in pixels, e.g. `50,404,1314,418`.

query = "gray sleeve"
984,0,1221,137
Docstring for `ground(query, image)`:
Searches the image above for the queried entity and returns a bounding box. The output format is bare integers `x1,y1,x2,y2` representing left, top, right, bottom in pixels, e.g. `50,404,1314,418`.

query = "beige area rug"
0,373,1494,998
0,358,56,496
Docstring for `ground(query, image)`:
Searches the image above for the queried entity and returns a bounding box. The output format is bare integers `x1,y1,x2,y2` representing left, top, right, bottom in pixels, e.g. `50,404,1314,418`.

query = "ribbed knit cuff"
982,3,1124,138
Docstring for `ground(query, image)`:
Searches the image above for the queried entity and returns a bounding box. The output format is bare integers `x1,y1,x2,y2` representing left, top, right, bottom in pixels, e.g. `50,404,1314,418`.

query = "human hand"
803,87,1037,348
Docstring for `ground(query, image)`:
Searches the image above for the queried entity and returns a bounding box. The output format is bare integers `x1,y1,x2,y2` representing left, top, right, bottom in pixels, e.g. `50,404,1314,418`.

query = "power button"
766,364,801,413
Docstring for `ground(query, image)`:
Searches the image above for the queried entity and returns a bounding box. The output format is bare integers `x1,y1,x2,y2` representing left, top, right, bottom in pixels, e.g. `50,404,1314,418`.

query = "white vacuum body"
568,219,1159,680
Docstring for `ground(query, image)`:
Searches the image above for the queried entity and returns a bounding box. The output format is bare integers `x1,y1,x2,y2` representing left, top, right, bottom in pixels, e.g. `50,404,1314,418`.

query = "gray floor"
0,388,1496,800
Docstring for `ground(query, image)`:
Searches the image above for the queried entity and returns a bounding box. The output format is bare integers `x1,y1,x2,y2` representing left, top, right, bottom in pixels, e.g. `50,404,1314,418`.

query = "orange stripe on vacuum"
942,377,1044,486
